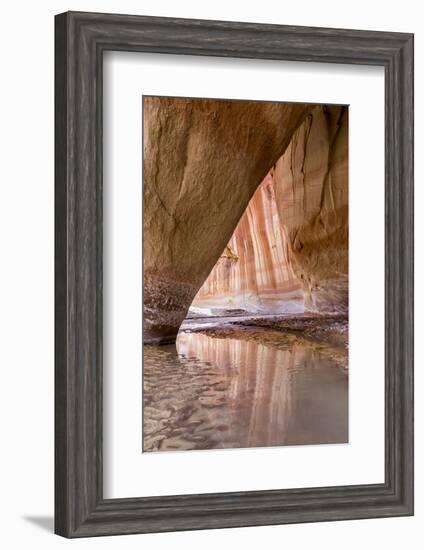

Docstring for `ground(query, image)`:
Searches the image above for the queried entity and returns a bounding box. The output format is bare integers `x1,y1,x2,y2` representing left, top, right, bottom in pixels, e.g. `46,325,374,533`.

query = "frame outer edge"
54,11,414,538
399,34,414,514
54,11,70,537
385,34,414,514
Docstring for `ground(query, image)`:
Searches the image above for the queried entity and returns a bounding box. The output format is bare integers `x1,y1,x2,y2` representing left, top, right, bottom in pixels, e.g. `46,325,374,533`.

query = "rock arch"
143,96,312,343
192,104,349,317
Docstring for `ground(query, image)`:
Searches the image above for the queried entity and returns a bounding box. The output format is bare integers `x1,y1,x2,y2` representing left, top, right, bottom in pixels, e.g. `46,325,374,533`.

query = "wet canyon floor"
143,314,348,453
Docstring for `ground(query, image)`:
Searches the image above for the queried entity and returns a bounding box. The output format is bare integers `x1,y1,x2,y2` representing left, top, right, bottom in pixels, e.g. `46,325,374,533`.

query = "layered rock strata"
273,105,348,313
192,105,348,316
192,173,304,314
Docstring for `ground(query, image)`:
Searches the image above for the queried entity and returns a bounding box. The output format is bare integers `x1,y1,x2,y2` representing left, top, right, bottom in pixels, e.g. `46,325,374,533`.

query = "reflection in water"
143,328,348,452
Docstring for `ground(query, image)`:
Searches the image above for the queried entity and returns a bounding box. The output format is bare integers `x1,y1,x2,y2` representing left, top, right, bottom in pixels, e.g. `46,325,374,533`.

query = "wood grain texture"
54,11,414,538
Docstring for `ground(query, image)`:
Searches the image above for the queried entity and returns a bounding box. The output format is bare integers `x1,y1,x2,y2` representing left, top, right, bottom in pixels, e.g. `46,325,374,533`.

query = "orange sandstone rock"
143,97,311,342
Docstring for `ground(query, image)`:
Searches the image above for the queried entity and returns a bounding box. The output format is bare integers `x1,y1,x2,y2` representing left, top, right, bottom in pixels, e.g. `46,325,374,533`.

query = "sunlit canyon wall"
274,105,348,313
143,97,312,343
193,105,348,315
191,173,304,314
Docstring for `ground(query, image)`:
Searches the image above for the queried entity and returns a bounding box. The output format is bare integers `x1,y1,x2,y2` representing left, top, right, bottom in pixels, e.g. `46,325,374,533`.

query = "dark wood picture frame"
55,11,414,538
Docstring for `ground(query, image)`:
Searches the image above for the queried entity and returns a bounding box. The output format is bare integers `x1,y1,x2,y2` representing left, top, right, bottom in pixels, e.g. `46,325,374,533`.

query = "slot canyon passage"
143,96,349,452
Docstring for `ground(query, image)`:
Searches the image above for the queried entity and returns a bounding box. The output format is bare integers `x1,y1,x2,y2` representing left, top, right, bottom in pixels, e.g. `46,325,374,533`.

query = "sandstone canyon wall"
143,97,312,343
273,105,348,313
192,105,348,316
192,173,304,314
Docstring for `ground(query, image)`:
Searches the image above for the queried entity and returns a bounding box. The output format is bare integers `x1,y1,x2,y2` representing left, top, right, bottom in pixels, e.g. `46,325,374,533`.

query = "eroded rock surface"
273,105,348,313
143,97,312,342
192,173,303,314
192,105,348,316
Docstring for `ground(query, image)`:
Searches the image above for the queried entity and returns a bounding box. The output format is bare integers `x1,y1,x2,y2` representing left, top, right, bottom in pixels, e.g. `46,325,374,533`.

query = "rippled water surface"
143,328,348,452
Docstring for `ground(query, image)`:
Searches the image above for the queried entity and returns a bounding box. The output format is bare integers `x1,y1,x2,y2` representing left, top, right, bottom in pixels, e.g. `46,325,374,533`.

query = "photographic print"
143,96,348,453
54,13,414,536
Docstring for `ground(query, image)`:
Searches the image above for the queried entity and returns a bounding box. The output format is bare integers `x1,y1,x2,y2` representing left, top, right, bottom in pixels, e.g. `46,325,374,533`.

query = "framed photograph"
55,11,414,537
